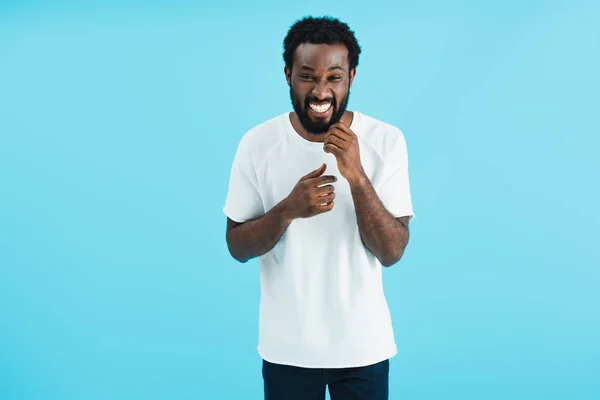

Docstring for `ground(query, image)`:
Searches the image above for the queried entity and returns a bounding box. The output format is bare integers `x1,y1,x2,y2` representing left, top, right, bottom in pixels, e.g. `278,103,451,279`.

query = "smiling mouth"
308,102,332,114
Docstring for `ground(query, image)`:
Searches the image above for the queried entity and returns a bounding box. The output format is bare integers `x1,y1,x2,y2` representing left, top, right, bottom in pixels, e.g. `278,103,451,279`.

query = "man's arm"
323,121,411,267
226,202,292,263
349,176,410,267
226,163,336,263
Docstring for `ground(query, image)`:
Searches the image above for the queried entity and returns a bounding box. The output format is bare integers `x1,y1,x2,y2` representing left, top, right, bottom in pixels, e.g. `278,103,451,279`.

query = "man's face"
286,43,355,134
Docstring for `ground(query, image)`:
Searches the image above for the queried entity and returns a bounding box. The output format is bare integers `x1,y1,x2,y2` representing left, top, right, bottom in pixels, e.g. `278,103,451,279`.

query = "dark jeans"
262,359,389,400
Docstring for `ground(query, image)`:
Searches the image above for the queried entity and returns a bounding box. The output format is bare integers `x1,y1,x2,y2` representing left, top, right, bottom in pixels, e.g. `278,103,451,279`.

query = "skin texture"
226,43,410,266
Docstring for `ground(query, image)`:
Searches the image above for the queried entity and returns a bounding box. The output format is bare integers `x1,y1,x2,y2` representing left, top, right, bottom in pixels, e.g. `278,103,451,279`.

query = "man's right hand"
226,164,336,263
281,163,337,221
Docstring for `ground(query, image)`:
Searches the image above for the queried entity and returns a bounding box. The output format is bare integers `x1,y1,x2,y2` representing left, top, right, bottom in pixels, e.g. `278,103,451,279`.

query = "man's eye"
329,76,342,81
301,74,314,80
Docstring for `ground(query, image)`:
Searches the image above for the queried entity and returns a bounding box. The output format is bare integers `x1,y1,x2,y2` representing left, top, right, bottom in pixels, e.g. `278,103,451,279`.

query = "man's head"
283,16,361,134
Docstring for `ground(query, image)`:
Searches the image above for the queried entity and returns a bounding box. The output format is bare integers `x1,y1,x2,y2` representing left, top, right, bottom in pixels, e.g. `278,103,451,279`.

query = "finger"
330,124,357,142
326,127,349,141
315,200,335,213
316,192,335,204
324,134,348,150
300,163,326,181
315,184,335,196
330,122,353,135
324,142,343,156
311,175,337,186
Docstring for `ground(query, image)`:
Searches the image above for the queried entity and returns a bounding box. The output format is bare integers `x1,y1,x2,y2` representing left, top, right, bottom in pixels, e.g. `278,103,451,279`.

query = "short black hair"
283,16,361,71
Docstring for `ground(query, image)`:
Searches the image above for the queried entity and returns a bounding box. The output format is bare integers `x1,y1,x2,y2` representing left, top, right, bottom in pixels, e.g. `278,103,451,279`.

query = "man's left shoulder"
355,112,407,152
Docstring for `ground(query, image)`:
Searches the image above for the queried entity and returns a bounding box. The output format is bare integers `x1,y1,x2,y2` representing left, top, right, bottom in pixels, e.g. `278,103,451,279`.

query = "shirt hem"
257,346,398,369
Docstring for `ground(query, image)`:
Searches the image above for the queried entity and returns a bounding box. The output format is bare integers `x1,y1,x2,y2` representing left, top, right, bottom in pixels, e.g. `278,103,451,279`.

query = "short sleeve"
223,135,265,223
377,133,415,220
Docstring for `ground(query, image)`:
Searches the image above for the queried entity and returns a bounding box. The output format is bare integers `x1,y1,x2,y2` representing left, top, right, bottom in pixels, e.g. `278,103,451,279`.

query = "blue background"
1,1,599,399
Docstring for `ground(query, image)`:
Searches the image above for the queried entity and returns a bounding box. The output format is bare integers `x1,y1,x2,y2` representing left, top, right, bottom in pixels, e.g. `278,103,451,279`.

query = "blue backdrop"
1,1,599,399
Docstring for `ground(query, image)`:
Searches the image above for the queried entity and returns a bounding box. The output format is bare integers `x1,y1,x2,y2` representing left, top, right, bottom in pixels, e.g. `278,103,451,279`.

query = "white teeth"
309,102,332,113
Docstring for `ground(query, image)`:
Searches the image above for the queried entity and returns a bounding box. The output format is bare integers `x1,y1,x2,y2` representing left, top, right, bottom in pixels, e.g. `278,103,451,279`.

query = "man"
223,16,415,400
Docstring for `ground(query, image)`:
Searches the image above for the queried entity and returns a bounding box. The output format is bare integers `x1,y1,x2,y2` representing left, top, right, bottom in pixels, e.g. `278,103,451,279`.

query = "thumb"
300,163,326,181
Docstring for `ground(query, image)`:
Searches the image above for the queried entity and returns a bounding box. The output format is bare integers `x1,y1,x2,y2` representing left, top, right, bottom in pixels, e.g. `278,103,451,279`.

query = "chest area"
256,143,384,220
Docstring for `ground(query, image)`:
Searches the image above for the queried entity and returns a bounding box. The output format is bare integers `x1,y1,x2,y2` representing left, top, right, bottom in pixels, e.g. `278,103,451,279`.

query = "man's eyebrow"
298,65,345,72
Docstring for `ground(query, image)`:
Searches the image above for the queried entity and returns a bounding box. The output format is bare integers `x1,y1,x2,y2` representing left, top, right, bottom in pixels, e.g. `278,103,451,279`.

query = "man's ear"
349,68,356,88
284,66,292,87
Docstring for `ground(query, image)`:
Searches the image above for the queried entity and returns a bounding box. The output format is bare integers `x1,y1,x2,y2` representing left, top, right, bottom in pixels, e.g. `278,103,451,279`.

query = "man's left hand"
323,122,366,184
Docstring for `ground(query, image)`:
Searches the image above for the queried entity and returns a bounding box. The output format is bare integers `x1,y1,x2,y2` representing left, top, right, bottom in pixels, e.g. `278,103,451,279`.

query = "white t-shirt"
223,111,415,368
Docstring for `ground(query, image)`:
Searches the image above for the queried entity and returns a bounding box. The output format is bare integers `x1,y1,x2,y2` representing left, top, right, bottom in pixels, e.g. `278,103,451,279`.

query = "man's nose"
311,80,331,100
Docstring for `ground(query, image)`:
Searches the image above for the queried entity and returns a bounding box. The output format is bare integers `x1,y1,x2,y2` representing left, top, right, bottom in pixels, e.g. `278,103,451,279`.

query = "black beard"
290,87,350,135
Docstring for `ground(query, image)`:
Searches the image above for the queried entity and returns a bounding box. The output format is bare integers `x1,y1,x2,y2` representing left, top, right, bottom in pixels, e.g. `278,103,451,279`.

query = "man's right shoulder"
238,113,287,151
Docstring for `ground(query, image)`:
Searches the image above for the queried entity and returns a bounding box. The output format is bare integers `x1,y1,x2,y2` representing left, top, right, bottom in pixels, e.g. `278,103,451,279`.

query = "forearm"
349,175,409,267
226,201,292,263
